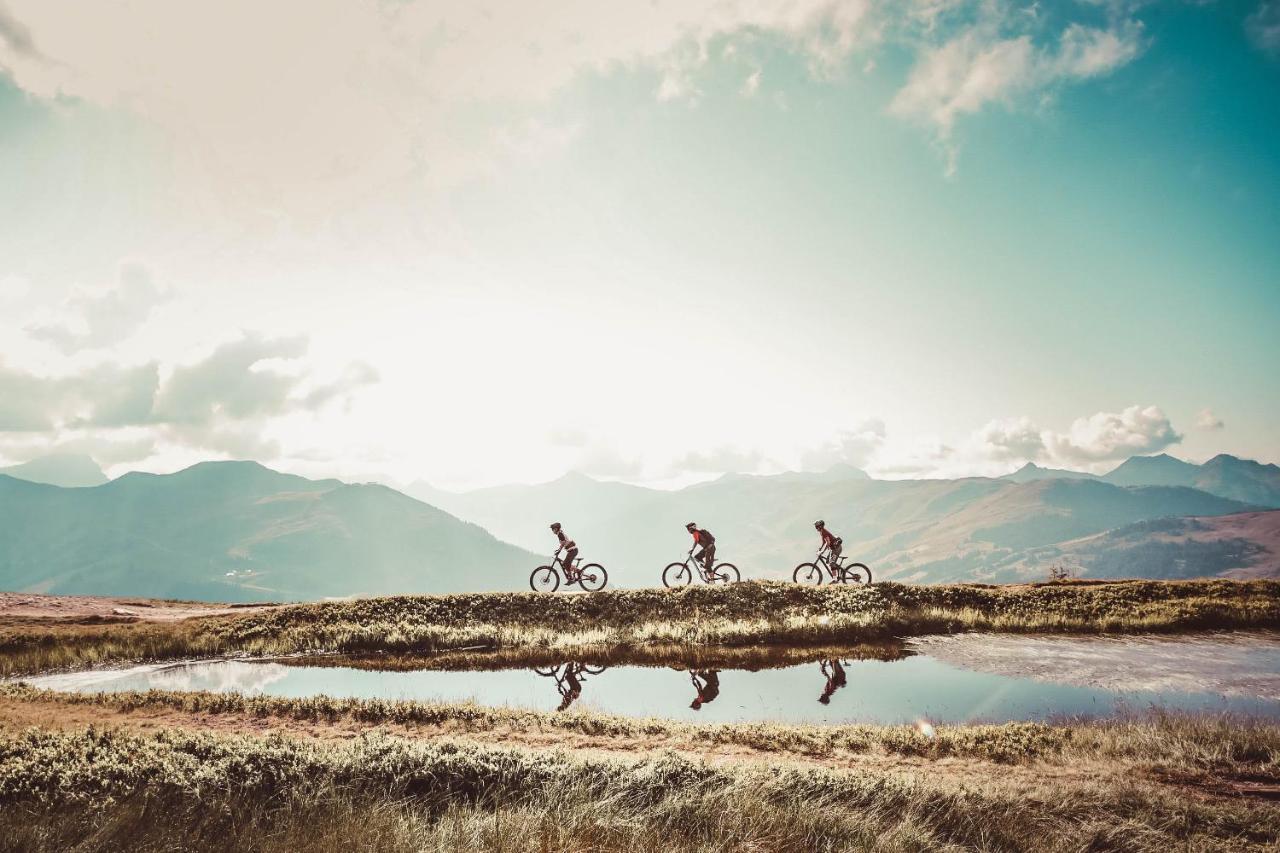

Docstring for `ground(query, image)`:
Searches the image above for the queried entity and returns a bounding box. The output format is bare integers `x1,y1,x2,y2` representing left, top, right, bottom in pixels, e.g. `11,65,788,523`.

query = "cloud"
1195,408,1225,431
573,445,645,479
152,333,310,425
0,1,36,58
676,445,767,474
1042,404,1181,465
890,14,1143,172
1247,1,1280,54
27,263,170,354
740,68,763,97
975,416,1046,462
800,418,886,471
1,331,377,465
0,359,157,432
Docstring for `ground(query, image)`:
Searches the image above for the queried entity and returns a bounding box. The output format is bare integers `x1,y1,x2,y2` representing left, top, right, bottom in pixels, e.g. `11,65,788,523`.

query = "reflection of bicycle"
792,550,872,585
530,549,608,592
818,659,848,705
532,662,608,711
662,550,740,587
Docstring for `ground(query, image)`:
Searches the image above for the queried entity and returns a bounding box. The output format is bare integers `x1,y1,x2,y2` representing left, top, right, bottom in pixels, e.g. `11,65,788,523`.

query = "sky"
0,0,1277,490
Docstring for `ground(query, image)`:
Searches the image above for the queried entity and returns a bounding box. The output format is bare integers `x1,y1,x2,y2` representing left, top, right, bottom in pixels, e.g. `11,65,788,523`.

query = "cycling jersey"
819,528,839,547
556,528,577,550
692,528,715,546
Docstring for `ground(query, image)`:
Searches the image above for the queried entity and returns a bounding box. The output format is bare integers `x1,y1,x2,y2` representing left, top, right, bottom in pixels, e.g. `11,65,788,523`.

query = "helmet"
550,522,561,531
814,520,825,529
685,522,697,531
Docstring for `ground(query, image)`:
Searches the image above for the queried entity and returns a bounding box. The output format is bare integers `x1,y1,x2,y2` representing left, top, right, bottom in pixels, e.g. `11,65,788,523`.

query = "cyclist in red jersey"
685,522,716,574
815,519,842,577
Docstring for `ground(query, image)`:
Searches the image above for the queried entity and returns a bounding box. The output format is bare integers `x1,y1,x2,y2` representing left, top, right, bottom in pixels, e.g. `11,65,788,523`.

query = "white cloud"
1042,404,1181,466
741,68,763,97
800,418,886,471
1196,407,1225,431
26,263,170,353
890,14,1143,172
1247,1,1280,54
677,445,767,473
975,416,1046,462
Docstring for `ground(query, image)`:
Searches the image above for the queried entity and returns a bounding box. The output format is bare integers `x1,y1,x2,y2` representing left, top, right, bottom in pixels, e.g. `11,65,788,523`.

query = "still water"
27,633,1280,725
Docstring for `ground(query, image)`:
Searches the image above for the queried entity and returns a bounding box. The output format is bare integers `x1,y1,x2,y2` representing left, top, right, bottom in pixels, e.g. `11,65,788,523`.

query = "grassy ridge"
4,579,1279,677
0,723,1276,852
7,683,1280,770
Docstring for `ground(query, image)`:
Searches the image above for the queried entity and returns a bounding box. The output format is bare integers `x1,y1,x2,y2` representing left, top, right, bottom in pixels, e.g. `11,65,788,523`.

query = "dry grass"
0,722,1276,853
3,579,1278,677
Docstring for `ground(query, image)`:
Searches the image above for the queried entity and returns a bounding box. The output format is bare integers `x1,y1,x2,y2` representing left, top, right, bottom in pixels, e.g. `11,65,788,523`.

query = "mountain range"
409,465,1273,585
1002,453,1280,506
0,461,536,601
1,451,1277,601
0,454,108,489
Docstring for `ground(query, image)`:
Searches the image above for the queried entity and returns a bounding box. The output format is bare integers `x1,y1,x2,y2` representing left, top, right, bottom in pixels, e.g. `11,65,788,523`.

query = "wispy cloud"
26,263,170,354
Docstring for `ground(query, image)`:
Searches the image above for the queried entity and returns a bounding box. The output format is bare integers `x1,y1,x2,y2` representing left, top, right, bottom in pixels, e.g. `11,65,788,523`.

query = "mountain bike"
530,549,608,592
662,550,740,587
792,550,872,585
532,662,608,711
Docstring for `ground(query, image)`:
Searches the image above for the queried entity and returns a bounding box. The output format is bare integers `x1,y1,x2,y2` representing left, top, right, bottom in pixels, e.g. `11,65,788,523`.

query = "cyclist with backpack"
815,519,842,578
689,669,720,710
550,522,578,581
685,522,716,574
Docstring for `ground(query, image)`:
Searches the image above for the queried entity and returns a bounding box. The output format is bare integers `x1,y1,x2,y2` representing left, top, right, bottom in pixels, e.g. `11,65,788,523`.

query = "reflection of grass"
4,579,1278,677
283,640,910,673
0,717,1276,852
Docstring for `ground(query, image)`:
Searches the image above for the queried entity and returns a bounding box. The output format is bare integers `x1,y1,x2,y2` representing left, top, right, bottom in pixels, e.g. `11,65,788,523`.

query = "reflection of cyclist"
685,523,716,574
550,522,578,580
689,669,720,710
815,520,842,575
557,663,583,712
818,659,847,705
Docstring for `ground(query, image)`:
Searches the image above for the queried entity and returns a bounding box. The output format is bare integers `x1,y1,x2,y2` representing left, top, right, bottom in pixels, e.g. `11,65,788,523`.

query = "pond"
24,632,1280,726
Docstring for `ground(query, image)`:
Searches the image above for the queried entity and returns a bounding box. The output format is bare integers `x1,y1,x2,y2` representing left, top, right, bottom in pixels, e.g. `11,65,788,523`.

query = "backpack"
698,529,716,545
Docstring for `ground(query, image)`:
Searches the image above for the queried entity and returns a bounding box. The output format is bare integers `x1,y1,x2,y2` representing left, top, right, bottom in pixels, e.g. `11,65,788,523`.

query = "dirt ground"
0,592,275,622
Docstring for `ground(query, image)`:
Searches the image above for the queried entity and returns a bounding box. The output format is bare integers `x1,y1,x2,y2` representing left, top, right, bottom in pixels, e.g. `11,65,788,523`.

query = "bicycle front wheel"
577,563,608,592
792,563,824,585
530,566,560,592
533,666,559,676
709,563,740,584
580,664,607,675
662,562,693,588
840,563,873,585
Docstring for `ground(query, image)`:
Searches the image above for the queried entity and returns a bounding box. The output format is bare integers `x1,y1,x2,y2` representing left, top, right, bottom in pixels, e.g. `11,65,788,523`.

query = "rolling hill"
410,466,1267,585
0,462,537,601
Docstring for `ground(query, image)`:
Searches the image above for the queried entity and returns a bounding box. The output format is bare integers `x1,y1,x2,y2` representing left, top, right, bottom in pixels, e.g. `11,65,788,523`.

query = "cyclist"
686,522,716,575
689,669,720,711
550,522,578,581
817,659,847,705
556,663,583,712
815,519,842,578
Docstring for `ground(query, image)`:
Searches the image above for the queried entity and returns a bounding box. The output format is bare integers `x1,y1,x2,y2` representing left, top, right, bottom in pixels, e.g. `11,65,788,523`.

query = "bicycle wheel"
840,563,873,585
709,563,740,583
577,563,608,592
533,666,559,676
662,562,693,588
580,664,607,675
530,566,560,592
792,563,824,585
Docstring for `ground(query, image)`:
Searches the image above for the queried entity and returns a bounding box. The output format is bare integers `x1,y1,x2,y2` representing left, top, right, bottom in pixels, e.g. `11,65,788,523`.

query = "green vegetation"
4,579,1278,677
0,720,1276,852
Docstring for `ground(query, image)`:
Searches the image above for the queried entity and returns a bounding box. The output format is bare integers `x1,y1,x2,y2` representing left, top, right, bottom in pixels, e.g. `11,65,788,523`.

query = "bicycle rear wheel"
792,563,824,585
533,666,559,676
577,563,608,592
709,563,740,584
662,562,693,588
581,664,607,675
530,566,560,592
840,563,873,585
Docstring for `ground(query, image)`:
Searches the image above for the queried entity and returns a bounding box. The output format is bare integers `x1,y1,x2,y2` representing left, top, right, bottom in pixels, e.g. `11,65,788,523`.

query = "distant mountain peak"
0,453,108,488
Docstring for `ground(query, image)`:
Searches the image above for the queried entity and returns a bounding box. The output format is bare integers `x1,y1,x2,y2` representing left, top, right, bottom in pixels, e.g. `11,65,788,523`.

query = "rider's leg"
564,548,578,579
704,544,716,572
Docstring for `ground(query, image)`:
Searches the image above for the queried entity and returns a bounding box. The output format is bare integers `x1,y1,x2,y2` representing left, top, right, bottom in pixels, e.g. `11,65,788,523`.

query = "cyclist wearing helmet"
686,522,716,574
550,522,578,580
815,520,842,575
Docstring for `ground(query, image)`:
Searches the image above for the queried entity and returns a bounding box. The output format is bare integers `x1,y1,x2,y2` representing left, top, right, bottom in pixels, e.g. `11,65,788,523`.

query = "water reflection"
532,663,609,711
25,634,1280,726
818,659,847,706
689,670,720,711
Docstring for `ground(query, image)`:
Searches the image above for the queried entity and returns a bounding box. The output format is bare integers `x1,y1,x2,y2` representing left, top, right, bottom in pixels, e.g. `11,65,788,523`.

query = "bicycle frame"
683,551,722,581
551,549,582,576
